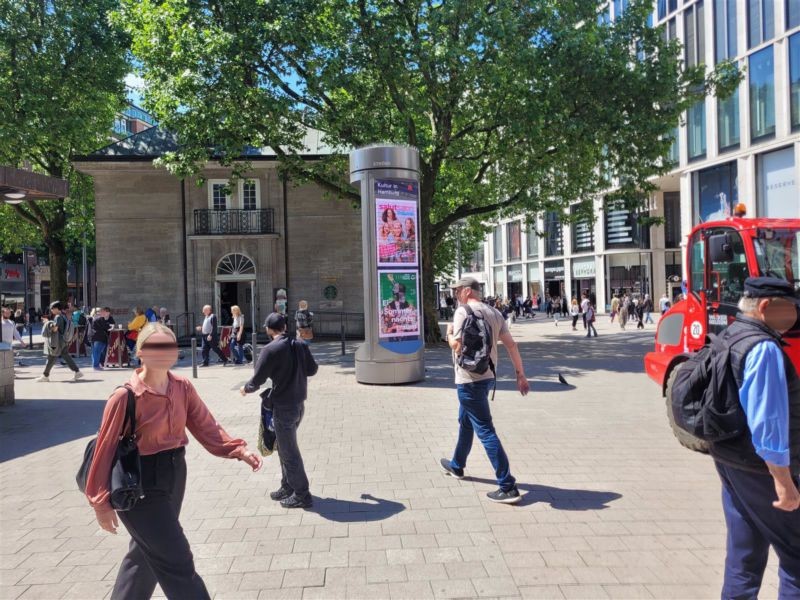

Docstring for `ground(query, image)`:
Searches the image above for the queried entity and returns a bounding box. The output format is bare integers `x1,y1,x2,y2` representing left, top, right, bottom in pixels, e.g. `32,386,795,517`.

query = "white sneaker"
74,371,84,381
36,375,49,382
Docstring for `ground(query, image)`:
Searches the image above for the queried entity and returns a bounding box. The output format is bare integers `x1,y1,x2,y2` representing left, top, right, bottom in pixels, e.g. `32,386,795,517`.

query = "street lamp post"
22,246,34,346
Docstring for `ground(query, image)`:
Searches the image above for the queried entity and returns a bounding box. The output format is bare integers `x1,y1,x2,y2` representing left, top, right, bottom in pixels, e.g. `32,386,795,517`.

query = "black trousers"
201,335,226,365
111,447,210,600
274,402,310,499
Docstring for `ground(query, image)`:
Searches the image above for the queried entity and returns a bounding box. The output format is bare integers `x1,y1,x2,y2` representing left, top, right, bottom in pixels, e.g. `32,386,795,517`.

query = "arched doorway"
215,253,257,330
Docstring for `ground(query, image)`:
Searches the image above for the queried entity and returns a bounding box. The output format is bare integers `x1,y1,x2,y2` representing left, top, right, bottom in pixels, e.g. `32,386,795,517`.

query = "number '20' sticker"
690,321,703,339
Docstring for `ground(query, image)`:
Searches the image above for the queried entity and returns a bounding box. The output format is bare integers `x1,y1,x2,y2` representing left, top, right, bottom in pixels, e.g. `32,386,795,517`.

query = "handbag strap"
115,385,137,439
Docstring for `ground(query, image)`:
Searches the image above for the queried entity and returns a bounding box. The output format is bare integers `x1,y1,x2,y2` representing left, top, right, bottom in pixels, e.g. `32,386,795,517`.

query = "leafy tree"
0,0,128,303
120,0,739,340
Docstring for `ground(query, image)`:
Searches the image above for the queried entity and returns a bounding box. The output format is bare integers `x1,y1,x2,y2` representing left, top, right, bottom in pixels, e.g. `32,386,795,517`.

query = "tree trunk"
46,237,68,305
420,213,443,344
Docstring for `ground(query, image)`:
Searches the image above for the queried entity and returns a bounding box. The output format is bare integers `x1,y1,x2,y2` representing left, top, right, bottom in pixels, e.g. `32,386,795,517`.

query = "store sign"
571,257,596,279
544,260,565,280
760,148,797,218
507,265,523,282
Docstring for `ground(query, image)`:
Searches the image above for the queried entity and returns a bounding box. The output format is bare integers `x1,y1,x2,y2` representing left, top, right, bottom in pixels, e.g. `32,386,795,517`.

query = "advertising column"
350,145,425,384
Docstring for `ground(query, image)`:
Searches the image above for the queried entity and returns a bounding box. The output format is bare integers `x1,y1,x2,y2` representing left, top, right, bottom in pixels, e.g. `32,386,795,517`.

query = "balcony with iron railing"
193,209,276,235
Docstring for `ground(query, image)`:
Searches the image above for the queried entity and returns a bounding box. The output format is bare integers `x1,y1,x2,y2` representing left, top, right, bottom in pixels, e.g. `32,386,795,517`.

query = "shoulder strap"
115,385,136,438
463,305,474,317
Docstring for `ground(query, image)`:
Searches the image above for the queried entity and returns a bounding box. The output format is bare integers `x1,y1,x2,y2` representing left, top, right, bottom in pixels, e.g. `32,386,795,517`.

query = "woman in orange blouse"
86,322,261,600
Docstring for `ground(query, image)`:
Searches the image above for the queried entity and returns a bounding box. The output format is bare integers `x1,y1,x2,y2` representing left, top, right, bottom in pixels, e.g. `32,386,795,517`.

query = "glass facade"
463,248,485,273
757,147,798,217
687,100,707,159
605,200,651,249
493,225,503,263
544,211,563,257
747,0,775,48
527,226,539,257
749,45,775,141
506,221,522,261
790,0,800,29
663,192,682,248
571,202,595,254
614,0,628,20
791,33,800,131
684,1,706,67
714,0,738,63
718,87,740,151
693,161,738,223
658,0,679,20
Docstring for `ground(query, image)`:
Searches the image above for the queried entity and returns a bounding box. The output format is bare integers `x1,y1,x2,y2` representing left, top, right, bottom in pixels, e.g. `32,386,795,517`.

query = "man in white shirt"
1,307,26,349
580,293,591,330
440,277,530,504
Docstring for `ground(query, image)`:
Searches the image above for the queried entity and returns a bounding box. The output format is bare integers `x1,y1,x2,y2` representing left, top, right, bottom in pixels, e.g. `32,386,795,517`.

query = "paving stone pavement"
0,317,782,600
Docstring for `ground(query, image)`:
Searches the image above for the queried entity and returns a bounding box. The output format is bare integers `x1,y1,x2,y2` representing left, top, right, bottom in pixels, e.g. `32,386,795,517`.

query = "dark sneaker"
270,487,293,501
280,494,313,509
487,487,522,505
439,458,464,479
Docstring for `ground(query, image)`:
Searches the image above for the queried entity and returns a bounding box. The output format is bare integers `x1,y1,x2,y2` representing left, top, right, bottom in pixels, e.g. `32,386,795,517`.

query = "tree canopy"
120,0,739,336
0,0,128,302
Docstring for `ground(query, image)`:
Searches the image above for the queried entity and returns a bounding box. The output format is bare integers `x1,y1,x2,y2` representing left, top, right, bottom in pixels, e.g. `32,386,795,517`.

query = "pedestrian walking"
36,301,82,382
1,307,26,348
441,276,530,504
610,295,620,323
659,292,670,313
91,307,114,370
158,307,171,326
643,294,654,324
295,300,314,342
229,305,245,364
708,278,800,599
196,305,228,367
85,323,262,600
553,296,560,326
585,302,598,337
619,295,629,330
570,298,580,331
240,313,318,509
636,299,646,329
13,309,25,338
580,293,590,330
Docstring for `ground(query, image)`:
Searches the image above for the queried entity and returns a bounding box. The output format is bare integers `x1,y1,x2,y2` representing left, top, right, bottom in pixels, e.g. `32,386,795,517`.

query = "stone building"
74,127,363,336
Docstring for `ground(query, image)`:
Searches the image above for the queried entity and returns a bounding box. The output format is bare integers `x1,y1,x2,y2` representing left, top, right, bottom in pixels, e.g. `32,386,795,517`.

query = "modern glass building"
456,0,800,311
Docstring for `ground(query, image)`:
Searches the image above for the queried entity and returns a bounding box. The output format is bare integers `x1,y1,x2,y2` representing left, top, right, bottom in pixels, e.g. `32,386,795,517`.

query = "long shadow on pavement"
463,476,623,509
0,398,106,462
309,493,405,522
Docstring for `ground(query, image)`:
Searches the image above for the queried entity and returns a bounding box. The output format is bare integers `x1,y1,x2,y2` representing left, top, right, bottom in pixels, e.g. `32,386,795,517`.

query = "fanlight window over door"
216,253,256,280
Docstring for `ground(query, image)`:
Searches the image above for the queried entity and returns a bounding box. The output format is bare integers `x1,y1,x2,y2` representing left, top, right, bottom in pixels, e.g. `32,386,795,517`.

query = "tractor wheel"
665,362,711,454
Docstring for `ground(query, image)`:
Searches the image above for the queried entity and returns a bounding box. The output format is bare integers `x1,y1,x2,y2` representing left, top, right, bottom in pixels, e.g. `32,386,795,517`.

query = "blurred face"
391,221,403,237
760,298,798,334
2,308,10,319
137,332,179,371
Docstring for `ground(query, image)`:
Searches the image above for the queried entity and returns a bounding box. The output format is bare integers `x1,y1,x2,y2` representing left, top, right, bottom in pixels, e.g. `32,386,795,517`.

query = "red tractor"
644,212,800,451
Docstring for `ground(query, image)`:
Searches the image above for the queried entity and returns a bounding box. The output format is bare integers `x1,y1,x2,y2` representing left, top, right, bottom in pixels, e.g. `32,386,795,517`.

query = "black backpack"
670,330,765,444
457,305,497,398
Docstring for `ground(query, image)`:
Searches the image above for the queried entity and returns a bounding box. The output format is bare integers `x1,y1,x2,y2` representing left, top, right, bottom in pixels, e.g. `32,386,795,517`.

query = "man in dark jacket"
90,307,115,370
711,277,800,599
240,313,318,509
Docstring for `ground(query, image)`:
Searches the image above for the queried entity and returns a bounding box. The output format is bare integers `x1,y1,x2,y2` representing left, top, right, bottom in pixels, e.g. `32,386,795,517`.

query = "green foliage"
119,0,741,334
0,0,129,294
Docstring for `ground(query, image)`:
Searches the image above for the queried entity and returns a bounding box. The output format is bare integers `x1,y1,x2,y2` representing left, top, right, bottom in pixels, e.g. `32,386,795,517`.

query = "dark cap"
265,312,287,331
49,301,62,311
743,277,800,302
453,276,480,291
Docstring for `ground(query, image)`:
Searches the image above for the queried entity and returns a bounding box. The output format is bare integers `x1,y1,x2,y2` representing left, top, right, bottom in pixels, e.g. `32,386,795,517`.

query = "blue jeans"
451,380,516,492
229,336,244,364
716,461,800,599
92,341,108,368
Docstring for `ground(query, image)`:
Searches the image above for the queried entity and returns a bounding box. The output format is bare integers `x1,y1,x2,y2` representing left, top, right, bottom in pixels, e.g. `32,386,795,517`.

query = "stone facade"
0,349,14,406
75,160,363,333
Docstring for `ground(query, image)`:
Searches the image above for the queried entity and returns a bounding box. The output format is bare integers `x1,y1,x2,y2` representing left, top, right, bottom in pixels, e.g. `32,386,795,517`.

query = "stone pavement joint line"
0,319,782,599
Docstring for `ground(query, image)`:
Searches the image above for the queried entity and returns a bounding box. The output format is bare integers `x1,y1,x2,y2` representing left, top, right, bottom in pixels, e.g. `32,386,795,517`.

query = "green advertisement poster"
378,270,420,339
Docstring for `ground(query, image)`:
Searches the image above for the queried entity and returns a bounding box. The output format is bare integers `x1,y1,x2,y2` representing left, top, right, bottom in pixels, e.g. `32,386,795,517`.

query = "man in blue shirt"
710,277,800,599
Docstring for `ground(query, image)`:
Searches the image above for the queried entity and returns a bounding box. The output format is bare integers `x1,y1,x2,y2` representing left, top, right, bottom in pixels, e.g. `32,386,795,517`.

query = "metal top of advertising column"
350,144,425,385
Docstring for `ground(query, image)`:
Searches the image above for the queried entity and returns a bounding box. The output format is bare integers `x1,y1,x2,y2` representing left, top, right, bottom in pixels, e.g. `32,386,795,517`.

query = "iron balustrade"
193,209,275,235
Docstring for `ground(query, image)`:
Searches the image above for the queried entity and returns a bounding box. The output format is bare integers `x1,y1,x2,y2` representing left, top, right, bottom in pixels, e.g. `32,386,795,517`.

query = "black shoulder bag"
76,386,144,511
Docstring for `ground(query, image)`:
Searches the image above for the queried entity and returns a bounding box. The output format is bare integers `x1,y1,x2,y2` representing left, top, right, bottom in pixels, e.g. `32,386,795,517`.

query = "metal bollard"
341,317,346,356
191,337,197,379
252,332,258,368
